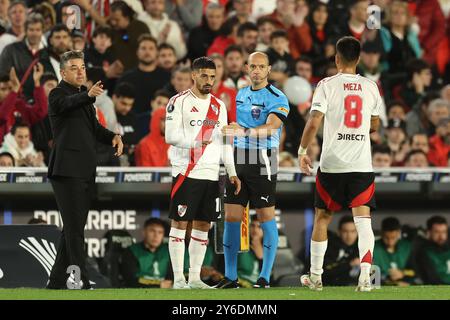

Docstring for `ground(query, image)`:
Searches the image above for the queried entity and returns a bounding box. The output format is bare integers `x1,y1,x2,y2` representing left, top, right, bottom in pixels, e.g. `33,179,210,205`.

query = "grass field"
0,286,449,300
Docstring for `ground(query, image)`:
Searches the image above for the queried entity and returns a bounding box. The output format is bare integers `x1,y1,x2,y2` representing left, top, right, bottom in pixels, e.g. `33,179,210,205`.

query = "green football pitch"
0,286,449,300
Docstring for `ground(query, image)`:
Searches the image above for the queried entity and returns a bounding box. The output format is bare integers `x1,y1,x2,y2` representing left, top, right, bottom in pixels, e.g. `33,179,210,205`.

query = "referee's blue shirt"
235,84,290,149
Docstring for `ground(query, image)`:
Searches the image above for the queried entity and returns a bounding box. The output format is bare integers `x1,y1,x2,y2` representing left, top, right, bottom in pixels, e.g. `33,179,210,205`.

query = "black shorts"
224,148,277,209
314,168,376,212
169,175,220,222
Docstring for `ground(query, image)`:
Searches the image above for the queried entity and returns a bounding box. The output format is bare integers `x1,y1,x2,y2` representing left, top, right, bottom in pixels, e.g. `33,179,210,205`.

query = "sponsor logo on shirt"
277,107,289,114
337,133,366,141
251,106,261,120
189,119,220,127
191,106,199,112
167,104,175,113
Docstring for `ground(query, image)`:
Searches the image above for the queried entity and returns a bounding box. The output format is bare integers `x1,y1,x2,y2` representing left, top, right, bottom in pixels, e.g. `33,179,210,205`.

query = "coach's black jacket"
47,80,116,179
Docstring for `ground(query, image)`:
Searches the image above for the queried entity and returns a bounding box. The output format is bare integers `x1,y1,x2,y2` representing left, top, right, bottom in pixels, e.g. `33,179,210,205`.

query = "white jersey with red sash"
165,89,236,198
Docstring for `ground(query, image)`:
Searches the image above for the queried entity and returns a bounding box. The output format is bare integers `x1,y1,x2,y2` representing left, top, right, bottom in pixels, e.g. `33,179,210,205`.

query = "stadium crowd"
1,0,450,288
0,0,448,168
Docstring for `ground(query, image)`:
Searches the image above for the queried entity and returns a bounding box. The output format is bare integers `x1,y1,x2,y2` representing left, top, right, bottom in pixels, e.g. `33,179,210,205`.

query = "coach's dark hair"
25,12,44,31
110,1,135,20
237,22,258,37
143,217,166,230
60,50,84,69
336,36,361,64
40,72,58,86
427,216,448,231
338,215,354,230
372,144,391,156
0,152,15,166
381,217,401,232
224,44,243,58
192,57,216,71
113,82,135,99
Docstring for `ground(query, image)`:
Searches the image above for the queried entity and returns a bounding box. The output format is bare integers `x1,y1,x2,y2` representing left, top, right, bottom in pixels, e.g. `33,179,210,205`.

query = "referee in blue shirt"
218,52,290,288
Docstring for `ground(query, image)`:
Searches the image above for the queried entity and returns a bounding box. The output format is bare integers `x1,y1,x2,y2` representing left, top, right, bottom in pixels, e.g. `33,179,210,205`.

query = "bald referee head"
246,51,271,89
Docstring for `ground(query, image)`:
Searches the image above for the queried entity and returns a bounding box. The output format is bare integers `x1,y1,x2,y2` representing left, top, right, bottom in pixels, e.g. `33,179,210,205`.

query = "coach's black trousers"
48,175,94,289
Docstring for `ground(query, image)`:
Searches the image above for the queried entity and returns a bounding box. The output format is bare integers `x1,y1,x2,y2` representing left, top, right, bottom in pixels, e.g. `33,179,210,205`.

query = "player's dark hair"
0,152,15,166
113,82,135,99
270,29,288,41
405,149,428,164
338,215,354,230
336,36,361,64
144,217,166,230
40,72,58,86
158,43,176,54
224,44,243,58
86,67,106,84
407,58,430,81
152,89,171,101
381,217,401,232
92,26,113,39
426,216,447,231
237,22,258,37
372,144,391,156
192,56,216,71
110,1,135,20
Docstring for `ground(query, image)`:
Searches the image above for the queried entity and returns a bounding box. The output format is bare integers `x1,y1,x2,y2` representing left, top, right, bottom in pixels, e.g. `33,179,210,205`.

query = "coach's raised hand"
88,81,104,97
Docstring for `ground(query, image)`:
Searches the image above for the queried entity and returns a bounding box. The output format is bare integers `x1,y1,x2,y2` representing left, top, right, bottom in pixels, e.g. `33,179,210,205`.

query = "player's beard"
199,85,212,95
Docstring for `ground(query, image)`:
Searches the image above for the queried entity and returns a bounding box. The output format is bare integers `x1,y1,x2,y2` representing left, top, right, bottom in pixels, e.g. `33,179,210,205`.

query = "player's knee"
171,220,188,230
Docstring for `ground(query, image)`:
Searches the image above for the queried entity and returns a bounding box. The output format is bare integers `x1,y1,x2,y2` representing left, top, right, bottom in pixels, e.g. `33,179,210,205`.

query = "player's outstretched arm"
298,110,324,175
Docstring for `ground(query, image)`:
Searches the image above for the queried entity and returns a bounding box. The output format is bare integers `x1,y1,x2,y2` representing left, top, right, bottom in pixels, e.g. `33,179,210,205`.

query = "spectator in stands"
265,0,312,59
416,216,450,284
425,99,450,137
399,59,433,112
135,107,169,167
210,53,237,123
138,0,186,60
0,13,45,99
358,41,385,85
113,82,139,166
117,34,171,115
410,133,430,158
380,1,422,75
441,85,450,104
0,64,47,144
387,100,407,121
39,73,57,99
150,89,170,112
266,30,294,82
165,0,202,32
223,45,250,90
306,1,337,79
120,217,172,288
85,26,118,76
136,89,171,140
33,2,56,34
279,151,296,167
428,117,450,167
385,119,409,165
0,151,14,166
187,2,225,61
372,144,393,168
71,29,86,52
40,24,72,83
163,66,192,97
321,216,360,286
0,123,44,167
374,217,416,286
0,0,10,27
86,67,118,133
0,19,16,54
109,1,150,70
416,0,446,66
405,149,429,167
6,0,26,39
405,92,441,137
157,43,177,72
255,16,275,52
230,0,254,24
295,56,313,84
237,215,263,287
236,22,258,58
207,15,240,56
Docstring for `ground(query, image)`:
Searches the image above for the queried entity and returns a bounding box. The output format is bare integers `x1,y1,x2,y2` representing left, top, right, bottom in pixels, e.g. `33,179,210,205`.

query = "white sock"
353,216,375,280
169,228,186,282
310,239,328,277
188,229,208,283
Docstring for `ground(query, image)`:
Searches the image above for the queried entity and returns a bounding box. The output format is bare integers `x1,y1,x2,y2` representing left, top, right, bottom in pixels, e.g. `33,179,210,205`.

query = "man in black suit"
46,50,123,289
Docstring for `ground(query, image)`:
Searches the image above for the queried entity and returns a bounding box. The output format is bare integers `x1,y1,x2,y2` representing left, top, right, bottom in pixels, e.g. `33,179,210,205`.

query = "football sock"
310,239,328,276
353,216,375,280
188,229,208,283
260,218,279,282
223,221,241,281
169,227,186,283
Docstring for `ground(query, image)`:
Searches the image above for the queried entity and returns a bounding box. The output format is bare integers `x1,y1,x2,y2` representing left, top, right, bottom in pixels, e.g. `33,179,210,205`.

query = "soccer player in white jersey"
298,36,381,292
165,57,241,289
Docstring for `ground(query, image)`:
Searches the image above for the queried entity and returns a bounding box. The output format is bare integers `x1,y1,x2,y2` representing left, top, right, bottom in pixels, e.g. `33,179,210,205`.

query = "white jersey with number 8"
310,73,382,173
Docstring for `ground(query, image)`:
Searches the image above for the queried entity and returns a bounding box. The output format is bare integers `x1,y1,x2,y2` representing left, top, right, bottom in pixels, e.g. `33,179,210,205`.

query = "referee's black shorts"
314,167,376,212
224,148,277,209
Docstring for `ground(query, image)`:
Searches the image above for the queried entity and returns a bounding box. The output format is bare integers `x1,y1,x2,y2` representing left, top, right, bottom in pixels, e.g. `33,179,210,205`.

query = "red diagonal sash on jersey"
170,96,221,199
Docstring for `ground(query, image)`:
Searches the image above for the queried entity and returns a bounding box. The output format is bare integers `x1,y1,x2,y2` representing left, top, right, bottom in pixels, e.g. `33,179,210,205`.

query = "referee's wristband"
297,146,308,156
